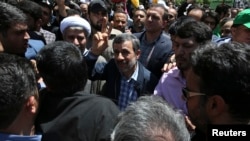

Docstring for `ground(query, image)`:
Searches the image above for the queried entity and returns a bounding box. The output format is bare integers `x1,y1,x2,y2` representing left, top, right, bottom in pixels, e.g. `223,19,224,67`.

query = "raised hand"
90,17,112,56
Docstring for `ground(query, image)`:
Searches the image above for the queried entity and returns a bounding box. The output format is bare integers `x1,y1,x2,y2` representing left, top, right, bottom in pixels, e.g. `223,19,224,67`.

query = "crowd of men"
0,0,250,141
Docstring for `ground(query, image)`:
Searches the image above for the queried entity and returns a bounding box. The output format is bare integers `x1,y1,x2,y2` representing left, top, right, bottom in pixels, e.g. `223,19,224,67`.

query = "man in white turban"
60,15,107,94
60,15,91,54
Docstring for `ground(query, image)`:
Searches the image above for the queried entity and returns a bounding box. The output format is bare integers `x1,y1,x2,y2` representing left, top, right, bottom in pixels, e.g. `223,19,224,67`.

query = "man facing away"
35,41,119,141
0,53,41,140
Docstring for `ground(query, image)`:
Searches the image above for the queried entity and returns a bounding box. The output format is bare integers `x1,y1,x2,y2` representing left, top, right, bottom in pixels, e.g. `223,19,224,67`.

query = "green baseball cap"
233,9,250,28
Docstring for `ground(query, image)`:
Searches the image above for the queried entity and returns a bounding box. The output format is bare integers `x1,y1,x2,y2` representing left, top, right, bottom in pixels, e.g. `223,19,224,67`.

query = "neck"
0,110,36,135
1,123,35,136
0,41,4,53
182,69,190,79
145,30,162,43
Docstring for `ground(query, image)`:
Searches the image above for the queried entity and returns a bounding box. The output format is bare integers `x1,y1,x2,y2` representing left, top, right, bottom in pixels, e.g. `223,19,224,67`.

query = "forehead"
147,7,164,16
114,13,127,18
168,8,177,15
9,22,28,31
113,40,133,50
221,21,233,28
64,27,86,35
175,36,197,45
135,10,146,15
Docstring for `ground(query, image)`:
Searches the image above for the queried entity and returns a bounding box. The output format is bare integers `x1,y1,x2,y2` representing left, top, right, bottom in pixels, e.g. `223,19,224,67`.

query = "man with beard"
60,15,107,94
88,33,158,111
186,42,250,141
154,21,212,116
87,0,122,62
0,2,30,57
129,8,147,33
164,8,177,34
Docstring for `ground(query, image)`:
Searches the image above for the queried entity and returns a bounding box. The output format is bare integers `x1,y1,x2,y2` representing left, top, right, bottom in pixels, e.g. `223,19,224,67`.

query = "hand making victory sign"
90,17,112,56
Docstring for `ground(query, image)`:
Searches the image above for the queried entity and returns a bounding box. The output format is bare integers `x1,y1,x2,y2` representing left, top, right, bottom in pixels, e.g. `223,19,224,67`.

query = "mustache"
175,55,187,61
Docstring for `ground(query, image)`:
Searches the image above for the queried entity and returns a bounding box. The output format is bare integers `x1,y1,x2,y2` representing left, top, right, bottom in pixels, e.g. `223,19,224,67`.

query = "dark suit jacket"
134,31,173,79
36,90,119,141
88,59,159,104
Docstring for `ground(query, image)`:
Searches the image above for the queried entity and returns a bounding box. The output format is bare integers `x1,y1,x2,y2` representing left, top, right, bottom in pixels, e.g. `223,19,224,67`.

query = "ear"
136,49,141,59
0,42,3,52
206,95,227,118
162,19,168,29
35,18,43,29
230,27,236,36
25,95,39,114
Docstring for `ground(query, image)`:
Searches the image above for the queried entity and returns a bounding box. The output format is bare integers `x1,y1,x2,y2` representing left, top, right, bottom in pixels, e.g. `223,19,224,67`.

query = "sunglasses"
182,88,206,101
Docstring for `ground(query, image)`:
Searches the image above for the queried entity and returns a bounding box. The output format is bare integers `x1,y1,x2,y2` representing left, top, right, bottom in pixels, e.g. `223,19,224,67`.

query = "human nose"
116,52,124,60
73,38,79,46
175,46,185,55
24,32,30,40
147,15,152,21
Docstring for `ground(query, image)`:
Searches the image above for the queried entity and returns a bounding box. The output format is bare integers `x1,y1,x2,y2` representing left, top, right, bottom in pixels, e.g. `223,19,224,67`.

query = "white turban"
60,16,91,37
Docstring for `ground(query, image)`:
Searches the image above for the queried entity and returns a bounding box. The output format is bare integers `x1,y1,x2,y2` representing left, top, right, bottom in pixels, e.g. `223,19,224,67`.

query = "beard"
91,23,102,31
89,18,102,31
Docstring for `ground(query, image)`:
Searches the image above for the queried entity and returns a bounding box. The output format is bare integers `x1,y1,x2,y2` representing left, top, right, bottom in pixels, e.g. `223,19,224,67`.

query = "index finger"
101,17,108,33
107,21,113,36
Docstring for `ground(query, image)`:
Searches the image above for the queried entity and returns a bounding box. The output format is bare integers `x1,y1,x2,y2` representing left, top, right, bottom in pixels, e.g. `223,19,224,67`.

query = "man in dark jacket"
35,41,119,141
88,33,158,111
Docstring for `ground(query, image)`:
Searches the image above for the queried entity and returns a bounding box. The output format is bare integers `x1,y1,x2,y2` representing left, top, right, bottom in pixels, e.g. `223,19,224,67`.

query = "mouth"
116,61,126,67
175,56,186,62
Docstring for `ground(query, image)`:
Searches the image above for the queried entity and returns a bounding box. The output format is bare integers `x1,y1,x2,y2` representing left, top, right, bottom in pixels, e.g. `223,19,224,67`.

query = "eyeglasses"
182,88,206,101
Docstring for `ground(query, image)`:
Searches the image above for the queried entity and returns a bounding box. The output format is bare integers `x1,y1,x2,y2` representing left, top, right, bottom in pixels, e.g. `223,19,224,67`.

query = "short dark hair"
215,4,231,16
0,53,38,129
0,2,27,34
176,21,212,44
191,42,250,121
168,16,196,35
17,0,43,21
149,4,169,21
36,41,88,96
202,11,220,26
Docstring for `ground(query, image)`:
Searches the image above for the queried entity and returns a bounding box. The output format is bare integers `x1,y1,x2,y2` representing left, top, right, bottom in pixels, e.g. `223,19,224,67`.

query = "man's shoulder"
138,62,158,81
216,37,231,45
74,91,116,105
111,28,123,35
0,133,42,141
40,28,55,36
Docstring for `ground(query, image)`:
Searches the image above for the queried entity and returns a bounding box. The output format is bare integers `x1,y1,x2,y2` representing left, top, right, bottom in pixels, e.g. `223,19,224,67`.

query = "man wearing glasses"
185,42,250,141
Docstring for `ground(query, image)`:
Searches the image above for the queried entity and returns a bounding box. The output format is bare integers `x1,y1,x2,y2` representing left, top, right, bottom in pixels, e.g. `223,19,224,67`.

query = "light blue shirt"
0,133,42,141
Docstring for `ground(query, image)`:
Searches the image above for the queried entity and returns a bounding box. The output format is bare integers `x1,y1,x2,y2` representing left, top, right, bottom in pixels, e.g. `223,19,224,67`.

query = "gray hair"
111,95,191,141
112,33,140,52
